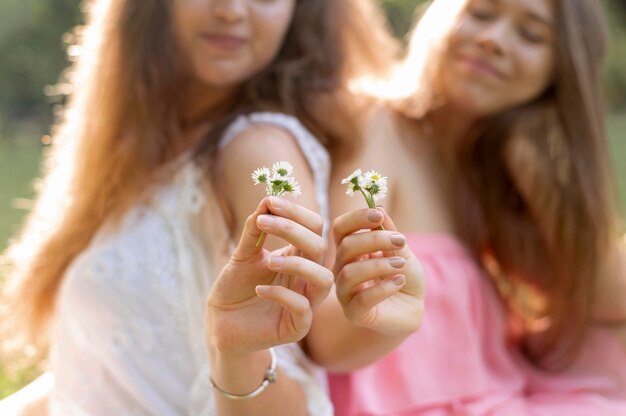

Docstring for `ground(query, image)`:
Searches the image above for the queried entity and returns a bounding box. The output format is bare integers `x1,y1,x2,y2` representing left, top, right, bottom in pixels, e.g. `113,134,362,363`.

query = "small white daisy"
363,170,388,201
251,161,302,246
341,168,388,206
251,167,271,185
283,177,302,196
272,161,294,178
341,169,365,196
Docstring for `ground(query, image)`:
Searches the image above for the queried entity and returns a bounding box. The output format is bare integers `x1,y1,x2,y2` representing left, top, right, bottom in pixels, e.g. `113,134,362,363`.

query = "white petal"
272,161,294,177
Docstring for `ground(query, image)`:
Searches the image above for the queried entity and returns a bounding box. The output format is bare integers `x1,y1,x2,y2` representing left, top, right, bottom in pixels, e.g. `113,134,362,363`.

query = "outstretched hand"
333,207,425,337
206,196,333,357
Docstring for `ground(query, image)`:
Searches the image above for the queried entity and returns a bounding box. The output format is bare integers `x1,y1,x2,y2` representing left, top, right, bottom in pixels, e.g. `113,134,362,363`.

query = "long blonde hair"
397,0,618,368
2,0,398,355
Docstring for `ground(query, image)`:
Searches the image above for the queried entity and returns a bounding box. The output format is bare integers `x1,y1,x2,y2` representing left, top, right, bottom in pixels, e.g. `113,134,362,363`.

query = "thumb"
232,197,271,260
377,205,398,232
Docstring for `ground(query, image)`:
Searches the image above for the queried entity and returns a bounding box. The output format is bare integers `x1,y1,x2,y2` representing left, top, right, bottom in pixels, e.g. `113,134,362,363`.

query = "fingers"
335,230,409,272
266,197,324,236
377,206,397,232
267,256,333,308
257,214,326,262
335,256,406,304
333,208,385,245
234,198,273,260
255,285,312,340
233,197,325,261
344,276,407,324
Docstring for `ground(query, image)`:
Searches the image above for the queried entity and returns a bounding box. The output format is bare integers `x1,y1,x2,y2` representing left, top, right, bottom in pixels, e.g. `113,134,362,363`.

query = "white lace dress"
49,113,333,416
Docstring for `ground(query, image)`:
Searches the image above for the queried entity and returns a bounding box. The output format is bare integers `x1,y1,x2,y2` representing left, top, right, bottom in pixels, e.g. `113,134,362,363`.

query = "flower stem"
360,189,385,231
256,208,272,247
255,232,265,247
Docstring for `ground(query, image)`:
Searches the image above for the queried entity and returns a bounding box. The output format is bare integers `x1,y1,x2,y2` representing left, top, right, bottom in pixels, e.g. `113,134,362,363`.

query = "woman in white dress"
0,0,398,414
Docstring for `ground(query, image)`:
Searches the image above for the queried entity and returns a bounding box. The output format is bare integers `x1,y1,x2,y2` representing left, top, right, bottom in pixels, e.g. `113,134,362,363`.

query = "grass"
0,113,624,399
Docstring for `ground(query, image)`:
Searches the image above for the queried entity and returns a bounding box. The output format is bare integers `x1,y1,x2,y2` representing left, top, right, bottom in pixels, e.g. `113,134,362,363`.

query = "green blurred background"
0,0,625,399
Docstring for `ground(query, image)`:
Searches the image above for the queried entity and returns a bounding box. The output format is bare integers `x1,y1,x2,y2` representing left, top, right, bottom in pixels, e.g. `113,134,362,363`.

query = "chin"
447,88,502,117
196,70,247,88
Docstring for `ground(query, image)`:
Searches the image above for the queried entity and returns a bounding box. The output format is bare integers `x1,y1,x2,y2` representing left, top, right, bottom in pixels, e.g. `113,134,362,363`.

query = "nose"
475,20,510,56
212,0,245,24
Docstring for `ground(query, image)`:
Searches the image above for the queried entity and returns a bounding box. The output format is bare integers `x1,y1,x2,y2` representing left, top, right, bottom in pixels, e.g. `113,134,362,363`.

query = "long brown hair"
401,0,618,367
195,0,398,161
2,0,398,355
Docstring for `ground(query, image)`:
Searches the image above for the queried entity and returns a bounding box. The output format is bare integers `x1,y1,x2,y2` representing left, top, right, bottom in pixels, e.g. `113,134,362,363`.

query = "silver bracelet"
209,348,278,401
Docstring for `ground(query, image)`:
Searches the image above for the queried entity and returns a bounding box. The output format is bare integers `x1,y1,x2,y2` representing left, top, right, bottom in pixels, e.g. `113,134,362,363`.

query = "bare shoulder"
216,122,320,243
219,123,311,170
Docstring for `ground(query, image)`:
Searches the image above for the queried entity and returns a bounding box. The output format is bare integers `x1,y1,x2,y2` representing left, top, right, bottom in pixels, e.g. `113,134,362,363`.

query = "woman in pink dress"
326,0,626,414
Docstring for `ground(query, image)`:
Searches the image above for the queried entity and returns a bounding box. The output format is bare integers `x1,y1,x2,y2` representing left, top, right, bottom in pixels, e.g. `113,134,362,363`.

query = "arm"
305,107,426,372
207,126,332,415
306,206,425,372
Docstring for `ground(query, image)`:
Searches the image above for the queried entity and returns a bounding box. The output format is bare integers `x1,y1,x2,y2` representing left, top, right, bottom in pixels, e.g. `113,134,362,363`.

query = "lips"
201,33,248,50
457,54,505,81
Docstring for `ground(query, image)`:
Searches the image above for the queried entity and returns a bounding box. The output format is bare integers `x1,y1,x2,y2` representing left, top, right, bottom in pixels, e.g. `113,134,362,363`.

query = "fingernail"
391,233,405,247
256,285,271,296
268,256,285,267
269,196,283,209
367,210,383,223
258,215,275,227
393,275,406,286
389,257,405,269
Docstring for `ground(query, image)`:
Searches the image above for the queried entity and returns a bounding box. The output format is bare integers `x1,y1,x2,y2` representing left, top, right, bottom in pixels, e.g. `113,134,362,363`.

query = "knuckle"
291,258,305,276
338,263,357,286
283,219,294,233
294,298,311,316
374,259,389,275
336,267,350,286
353,290,372,310
323,269,335,288
311,240,325,262
245,213,257,229
373,231,388,247
312,215,324,236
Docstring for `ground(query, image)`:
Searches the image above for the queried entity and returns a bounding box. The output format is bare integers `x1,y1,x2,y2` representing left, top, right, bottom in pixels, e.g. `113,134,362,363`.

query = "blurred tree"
378,0,425,39
605,1,626,110
0,0,81,136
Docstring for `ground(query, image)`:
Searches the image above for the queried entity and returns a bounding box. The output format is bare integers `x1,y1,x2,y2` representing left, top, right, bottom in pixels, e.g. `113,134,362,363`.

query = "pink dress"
328,234,626,415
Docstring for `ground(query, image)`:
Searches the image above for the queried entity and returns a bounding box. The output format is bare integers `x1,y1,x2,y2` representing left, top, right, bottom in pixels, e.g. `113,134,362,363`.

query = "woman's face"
440,0,555,117
172,0,296,87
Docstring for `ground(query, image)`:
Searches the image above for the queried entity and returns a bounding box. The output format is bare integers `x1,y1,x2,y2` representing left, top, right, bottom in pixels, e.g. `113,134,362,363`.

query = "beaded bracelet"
210,348,278,401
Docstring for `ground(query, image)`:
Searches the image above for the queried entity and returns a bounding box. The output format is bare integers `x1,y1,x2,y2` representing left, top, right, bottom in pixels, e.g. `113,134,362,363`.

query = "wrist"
209,347,277,399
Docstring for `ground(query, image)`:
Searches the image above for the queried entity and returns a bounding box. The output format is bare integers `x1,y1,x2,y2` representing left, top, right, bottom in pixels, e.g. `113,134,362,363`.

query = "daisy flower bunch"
342,169,388,232
341,169,388,208
252,161,302,198
251,161,302,246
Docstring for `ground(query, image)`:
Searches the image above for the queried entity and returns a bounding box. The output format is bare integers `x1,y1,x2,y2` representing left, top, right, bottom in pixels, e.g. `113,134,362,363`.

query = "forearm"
305,297,408,373
209,348,307,416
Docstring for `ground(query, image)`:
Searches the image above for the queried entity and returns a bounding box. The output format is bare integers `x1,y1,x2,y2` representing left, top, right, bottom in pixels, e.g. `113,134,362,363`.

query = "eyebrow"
486,0,554,27
527,11,553,28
